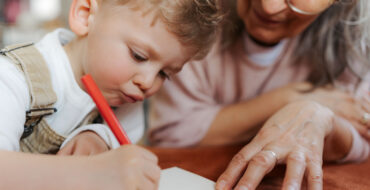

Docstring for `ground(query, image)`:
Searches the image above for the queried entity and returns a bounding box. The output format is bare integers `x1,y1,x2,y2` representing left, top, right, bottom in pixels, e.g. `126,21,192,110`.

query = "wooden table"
149,145,370,190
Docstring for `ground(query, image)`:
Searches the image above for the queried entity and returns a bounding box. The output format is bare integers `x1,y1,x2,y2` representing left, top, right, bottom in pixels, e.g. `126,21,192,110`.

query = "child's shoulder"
0,53,28,87
0,54,30,105
0,54,21,73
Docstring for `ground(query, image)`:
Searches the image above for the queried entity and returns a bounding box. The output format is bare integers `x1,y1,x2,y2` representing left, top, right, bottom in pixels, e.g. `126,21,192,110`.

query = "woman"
149,0,370,189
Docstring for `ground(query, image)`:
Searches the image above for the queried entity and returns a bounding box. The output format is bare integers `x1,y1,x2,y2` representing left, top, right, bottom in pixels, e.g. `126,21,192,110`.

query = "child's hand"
57,131,109,156
89,145,161,190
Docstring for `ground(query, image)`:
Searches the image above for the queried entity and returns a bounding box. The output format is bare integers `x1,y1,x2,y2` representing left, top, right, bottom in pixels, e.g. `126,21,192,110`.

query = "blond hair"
101,0,223,60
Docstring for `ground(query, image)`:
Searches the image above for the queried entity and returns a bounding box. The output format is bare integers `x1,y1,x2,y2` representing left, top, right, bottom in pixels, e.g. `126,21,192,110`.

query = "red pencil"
81,74,131,145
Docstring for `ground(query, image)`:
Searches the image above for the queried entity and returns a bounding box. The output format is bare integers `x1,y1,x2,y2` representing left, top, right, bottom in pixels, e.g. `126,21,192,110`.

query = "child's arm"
57,129,109,155
0,145,160,190
58,124,119,155
59,102,146,156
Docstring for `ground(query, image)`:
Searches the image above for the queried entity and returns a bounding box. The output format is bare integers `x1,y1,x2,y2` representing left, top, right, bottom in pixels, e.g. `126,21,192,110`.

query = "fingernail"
216,180,226,189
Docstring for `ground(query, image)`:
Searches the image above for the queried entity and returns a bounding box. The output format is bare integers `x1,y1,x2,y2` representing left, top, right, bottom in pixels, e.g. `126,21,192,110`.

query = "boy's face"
81,3,190,106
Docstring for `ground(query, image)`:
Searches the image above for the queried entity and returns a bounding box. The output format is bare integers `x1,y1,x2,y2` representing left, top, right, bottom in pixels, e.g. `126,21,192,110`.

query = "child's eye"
159,70,170,80
130,49,148,62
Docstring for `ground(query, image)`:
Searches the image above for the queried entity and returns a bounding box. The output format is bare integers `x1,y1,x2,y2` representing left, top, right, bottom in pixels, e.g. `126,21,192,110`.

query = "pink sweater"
148,33,369,162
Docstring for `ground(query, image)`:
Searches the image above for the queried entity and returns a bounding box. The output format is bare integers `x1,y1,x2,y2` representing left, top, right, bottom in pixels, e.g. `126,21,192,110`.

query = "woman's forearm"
199,83,307,145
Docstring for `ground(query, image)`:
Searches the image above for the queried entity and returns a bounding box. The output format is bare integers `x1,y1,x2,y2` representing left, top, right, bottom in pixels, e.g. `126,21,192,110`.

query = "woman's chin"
249,32,282,46
246,25,284,45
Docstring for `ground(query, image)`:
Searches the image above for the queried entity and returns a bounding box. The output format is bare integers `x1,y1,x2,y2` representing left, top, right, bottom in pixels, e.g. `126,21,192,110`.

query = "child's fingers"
70,144,91,156
141,161,161,185
56,142,75,155
139,176,159,190
135,146,159,164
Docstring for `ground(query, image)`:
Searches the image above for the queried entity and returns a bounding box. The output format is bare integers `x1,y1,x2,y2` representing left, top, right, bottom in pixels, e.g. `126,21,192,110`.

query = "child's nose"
133,71,157,92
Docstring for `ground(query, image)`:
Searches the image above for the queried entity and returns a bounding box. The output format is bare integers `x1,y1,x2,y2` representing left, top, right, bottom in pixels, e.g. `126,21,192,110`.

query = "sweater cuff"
337,123,370,163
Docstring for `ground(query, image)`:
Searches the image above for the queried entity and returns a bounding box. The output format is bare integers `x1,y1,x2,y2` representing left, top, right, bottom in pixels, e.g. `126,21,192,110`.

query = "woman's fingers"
305,142,324,190
306,160,323,190
356,99,370,127
360,96,370,114
233,150,278,190
348,96,370,128
351,121,370,139
216,144,260,189
217,101,331,190
282,151,306,190
326,91,370,129
360,111,370,128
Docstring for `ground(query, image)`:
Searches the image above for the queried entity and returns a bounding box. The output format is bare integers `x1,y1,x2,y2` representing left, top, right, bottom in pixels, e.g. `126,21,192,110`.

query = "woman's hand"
57,130,109,156
296,83,370,139
216,100,334,190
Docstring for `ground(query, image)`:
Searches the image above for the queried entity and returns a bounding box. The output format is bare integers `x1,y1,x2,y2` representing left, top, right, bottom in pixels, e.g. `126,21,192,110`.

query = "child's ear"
69,0,99,36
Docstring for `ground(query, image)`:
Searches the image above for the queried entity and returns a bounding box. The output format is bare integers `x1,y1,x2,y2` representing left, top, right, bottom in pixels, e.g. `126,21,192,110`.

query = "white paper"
158,167,215,190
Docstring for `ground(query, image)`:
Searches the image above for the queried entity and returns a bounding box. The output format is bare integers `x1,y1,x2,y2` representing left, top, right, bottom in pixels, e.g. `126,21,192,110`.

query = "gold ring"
263,150,279,164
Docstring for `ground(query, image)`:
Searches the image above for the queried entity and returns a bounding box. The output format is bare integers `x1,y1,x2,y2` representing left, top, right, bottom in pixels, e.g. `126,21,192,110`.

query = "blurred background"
0,0,72,47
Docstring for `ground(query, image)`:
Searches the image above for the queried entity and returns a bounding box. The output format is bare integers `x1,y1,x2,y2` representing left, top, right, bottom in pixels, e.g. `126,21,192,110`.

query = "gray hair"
221,0,370,85
297,0,370,85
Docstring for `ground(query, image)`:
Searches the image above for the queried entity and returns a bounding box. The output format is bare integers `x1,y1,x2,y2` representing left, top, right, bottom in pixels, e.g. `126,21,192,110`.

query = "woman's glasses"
287,0,354,15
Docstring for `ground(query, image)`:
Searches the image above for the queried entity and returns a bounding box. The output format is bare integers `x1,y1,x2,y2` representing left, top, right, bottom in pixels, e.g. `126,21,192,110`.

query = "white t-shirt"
0,28,144,151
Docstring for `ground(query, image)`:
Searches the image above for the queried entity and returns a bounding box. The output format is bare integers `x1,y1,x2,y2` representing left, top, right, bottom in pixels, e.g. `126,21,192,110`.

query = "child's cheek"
99,61,134,83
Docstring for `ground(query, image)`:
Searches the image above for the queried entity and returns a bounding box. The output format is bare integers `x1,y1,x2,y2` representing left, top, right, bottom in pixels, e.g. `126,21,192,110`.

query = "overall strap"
1,43,57,138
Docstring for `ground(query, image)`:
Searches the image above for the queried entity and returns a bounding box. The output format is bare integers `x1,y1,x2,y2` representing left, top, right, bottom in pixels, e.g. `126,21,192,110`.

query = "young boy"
0,0,222,189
